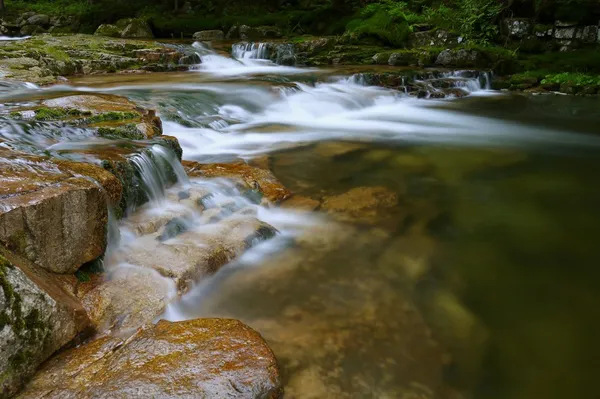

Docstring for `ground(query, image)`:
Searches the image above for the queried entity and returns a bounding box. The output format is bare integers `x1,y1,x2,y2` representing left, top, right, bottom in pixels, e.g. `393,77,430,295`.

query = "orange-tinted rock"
321,186,398,224
280,195,320,211
18,319,282,399
183,161,292,204
0,149,110,274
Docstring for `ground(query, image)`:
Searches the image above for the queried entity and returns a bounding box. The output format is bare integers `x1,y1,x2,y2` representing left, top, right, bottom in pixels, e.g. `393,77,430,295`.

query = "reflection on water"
2,45,600,398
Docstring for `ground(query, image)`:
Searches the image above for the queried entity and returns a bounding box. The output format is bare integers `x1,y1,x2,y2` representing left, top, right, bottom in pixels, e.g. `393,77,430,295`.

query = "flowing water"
2,42,600,399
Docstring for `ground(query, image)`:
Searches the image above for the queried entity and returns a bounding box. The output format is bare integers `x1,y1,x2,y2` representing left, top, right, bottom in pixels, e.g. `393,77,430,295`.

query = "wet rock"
503,18,532,38
37,93,163,139
0,247,91,397
81,266,174,331
321,186,398,224
18,318,282,399
183,161,292,204
192,30,224,41
124,216,278,292
0,150,111,274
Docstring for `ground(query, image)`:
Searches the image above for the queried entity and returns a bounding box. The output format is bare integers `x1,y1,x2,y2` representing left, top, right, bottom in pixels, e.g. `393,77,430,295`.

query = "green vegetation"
346,2,412,47
3,0,600,39
541,72,600,87
87,111,139,124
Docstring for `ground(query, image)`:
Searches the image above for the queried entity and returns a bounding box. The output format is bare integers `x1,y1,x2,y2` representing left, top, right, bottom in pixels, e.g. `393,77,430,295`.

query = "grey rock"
116,18,153,39
553,26,576,39
226,25,239,39
503,18,532,38
435,49,480,67
26,14,50,27
580,25,598,43
192,30,224,41
411,29,459,47
389,52,417,66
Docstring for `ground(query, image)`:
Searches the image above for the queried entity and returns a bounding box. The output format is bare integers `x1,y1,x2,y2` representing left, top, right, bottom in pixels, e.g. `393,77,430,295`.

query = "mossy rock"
94,24,121,38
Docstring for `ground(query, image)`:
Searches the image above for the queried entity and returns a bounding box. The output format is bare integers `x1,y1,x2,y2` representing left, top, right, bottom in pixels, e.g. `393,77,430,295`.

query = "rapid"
2,40,600,399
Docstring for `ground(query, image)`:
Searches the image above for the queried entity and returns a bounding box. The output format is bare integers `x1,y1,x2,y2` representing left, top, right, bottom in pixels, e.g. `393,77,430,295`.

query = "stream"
2,42,600,399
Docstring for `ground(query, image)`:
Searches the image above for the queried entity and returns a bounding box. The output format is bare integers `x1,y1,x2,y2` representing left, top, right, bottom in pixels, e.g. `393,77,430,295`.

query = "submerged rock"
183,161,292,204
18,318,282,399
0,247,91,397
321,186,399,224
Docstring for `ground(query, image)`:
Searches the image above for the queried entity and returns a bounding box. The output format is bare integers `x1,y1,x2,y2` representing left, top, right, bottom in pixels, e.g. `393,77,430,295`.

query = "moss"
87,111,139,124
97,124,144,140
5,232,28,260
34,107,68,121
75,270,91,282
0,256,15,303
45,47,71,62
9,111,23,120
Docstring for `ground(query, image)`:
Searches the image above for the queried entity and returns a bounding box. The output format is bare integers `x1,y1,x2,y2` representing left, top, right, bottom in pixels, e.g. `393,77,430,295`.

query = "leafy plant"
423,0,505,43
541,73,600,87
345,1,414,46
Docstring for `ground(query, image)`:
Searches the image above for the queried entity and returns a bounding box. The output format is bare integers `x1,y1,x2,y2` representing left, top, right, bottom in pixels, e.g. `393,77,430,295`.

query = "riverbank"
2,30,600,96
2,30,600,399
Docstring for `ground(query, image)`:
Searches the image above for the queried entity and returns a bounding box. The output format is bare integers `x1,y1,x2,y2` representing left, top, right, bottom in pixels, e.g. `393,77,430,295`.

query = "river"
2,42,600,399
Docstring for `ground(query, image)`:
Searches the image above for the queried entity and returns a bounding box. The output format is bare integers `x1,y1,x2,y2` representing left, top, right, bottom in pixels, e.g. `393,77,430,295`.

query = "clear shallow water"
3,44,600,398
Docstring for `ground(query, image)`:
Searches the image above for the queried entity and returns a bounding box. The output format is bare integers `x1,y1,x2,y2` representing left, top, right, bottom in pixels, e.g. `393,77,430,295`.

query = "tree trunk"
174,0,179,12
0,0,5,12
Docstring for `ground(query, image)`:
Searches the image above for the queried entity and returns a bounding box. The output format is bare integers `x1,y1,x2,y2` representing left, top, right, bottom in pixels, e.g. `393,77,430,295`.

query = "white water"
0,36,30,41
191,41,310,77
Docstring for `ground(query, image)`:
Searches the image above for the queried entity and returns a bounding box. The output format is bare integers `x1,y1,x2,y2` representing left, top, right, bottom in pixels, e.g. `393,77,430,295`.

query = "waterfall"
129,144,187,204
232,42,272,60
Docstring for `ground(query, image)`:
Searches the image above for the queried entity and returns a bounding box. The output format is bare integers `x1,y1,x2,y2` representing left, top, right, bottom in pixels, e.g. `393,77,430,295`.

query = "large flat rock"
18,318,282,399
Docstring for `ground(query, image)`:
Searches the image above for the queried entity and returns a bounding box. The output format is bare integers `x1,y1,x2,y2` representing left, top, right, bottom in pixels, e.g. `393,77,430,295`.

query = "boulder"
26,15,50,28
388,52,418,66
20,25,46,36
183,161,292,204
117,18,153,39
192,30,224,41
0,149,112,274
94,24,121,38
435,49,481,67
503,18,532,38
0,247,91,397
18,319,282,399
